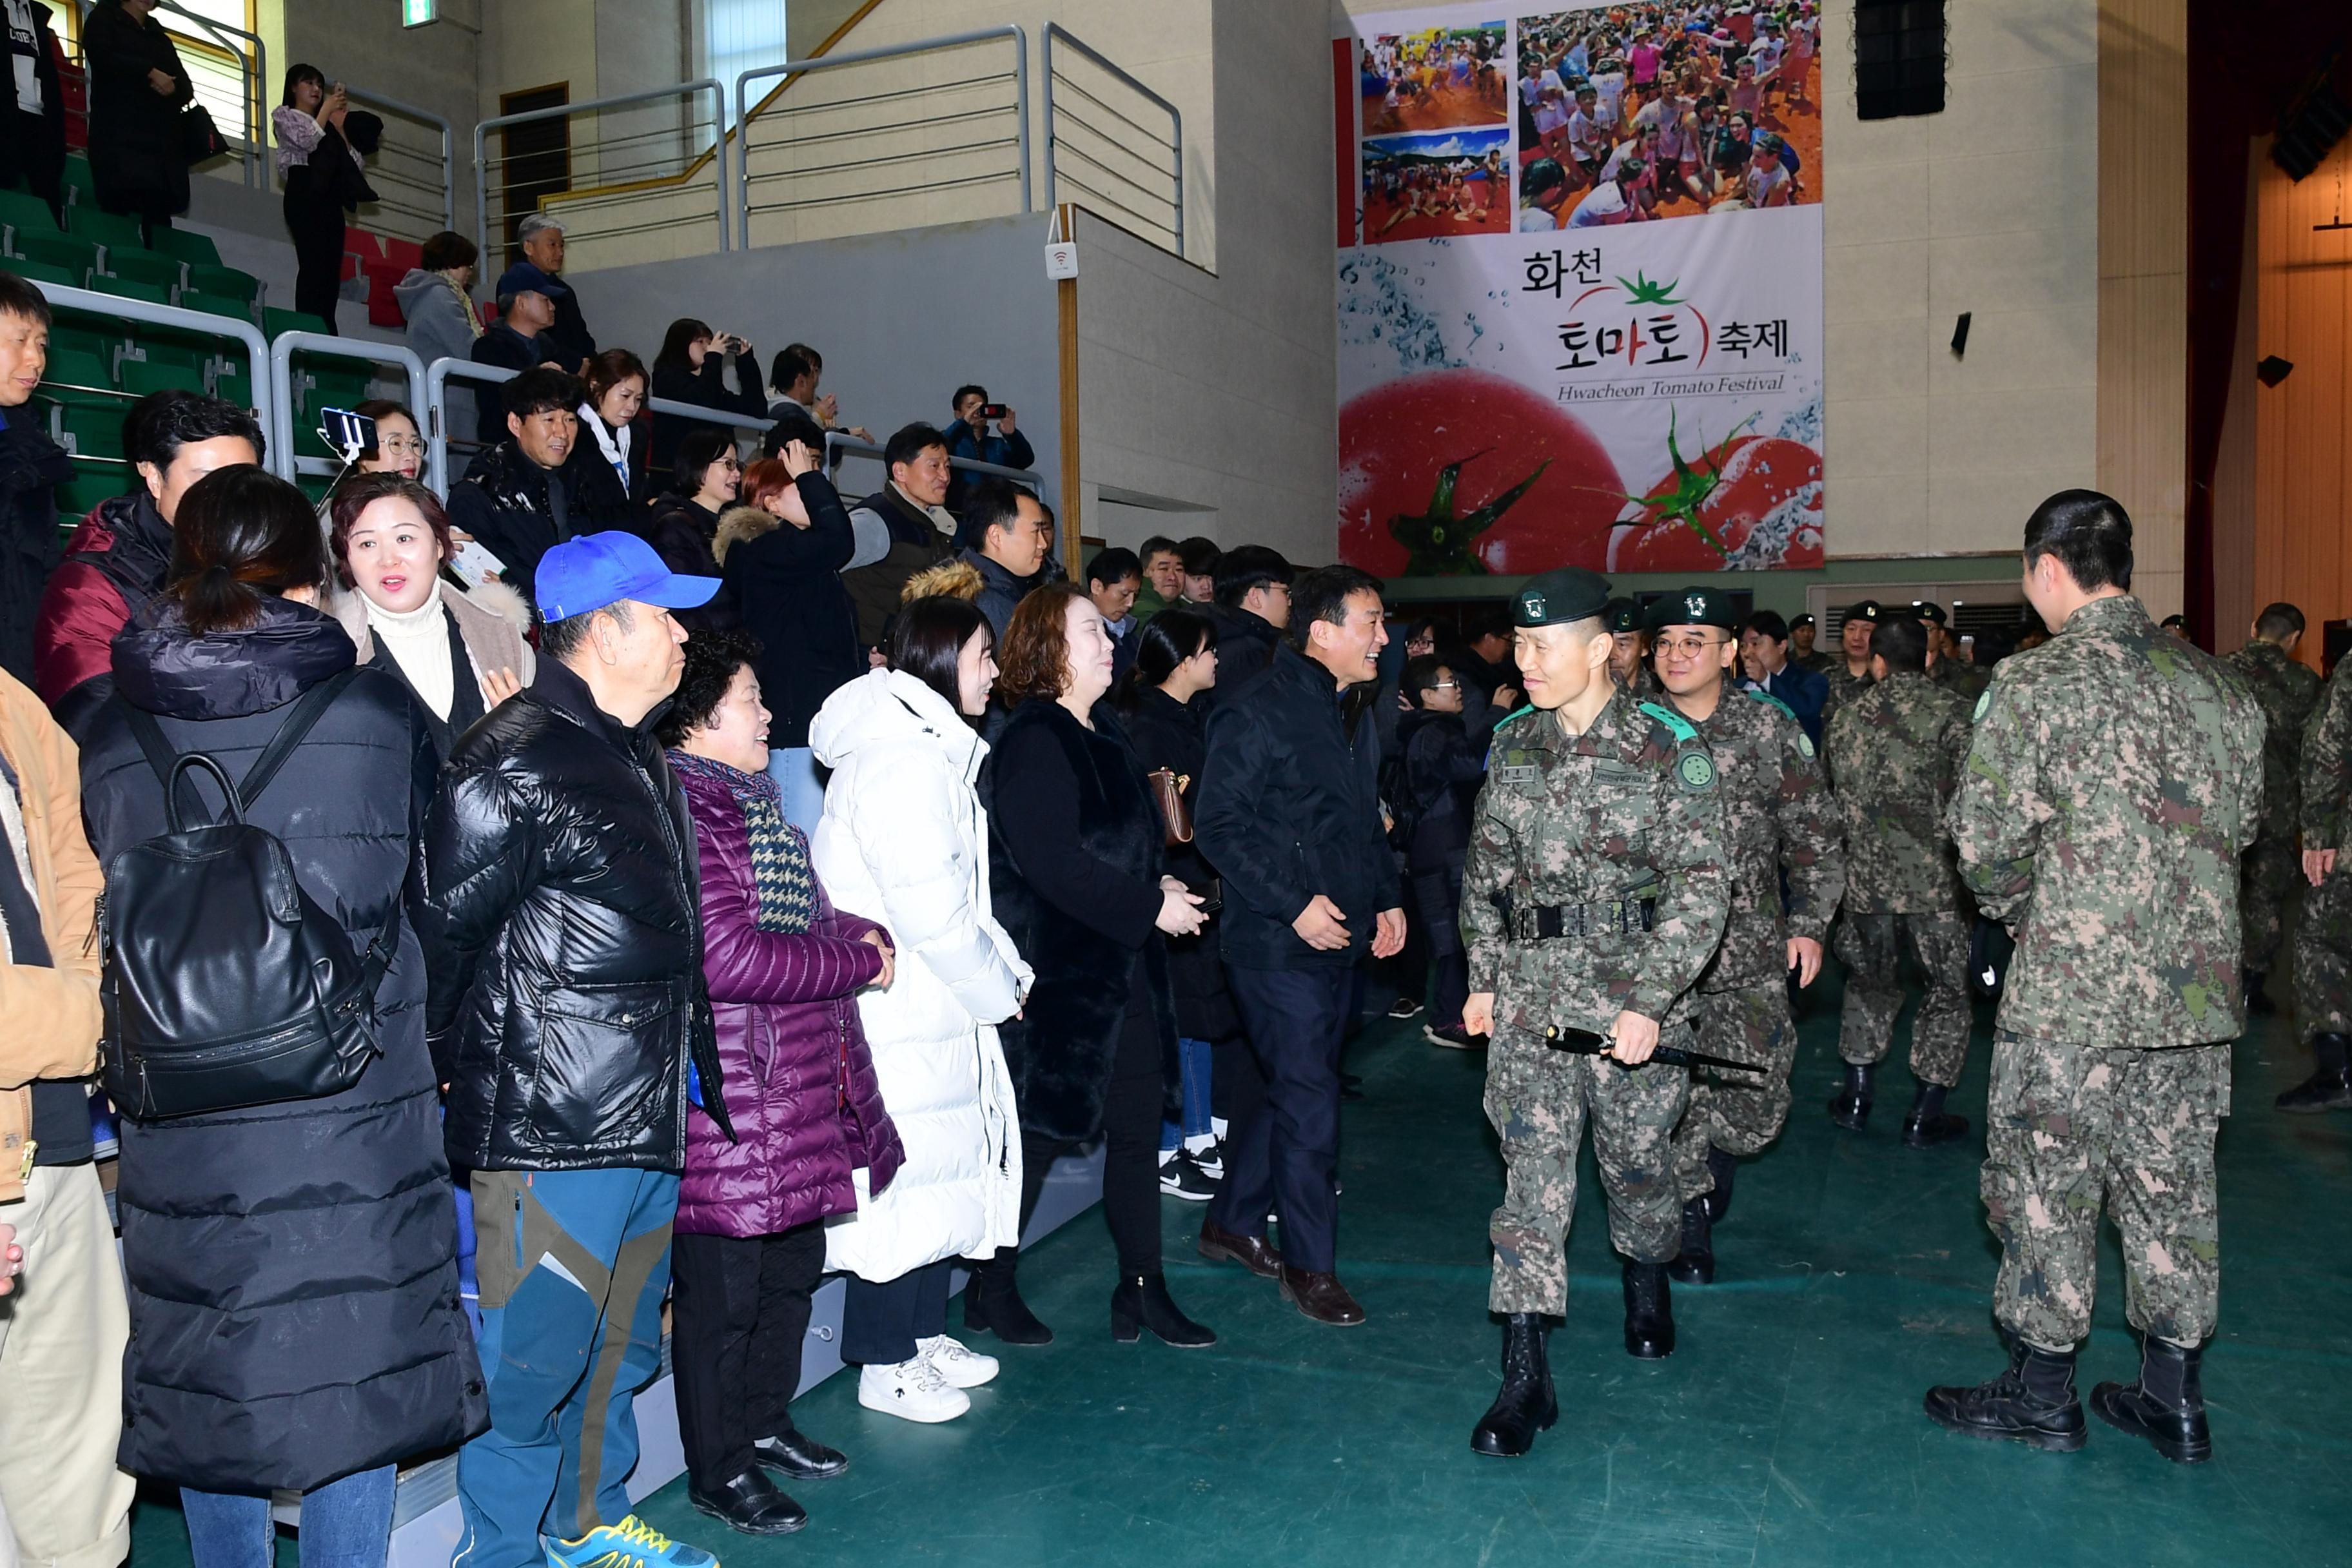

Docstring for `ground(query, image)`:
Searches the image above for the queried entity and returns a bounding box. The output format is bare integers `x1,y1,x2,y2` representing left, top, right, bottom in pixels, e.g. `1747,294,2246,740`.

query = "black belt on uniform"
1509,897,1656,942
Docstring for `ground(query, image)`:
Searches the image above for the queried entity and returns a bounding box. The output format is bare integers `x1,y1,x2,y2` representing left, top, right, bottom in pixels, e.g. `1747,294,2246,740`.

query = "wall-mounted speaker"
2257,355,2295,387
1950,312,1971,357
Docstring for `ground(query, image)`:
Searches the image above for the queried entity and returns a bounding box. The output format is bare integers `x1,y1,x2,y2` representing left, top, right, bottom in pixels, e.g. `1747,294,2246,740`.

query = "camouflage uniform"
2226,638,2320,977
2295,656,2352,1042
1669,687,1842,1205
1930,656,1992,704
1825,670,1975,1086
1794,648,1836,676
1818,662,1876,756
1949,594,2262,1349
1466,686,1729,1315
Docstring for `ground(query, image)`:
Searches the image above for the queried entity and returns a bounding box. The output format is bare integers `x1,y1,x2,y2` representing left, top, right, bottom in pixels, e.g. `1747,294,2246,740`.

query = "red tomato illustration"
1608,419,1825,572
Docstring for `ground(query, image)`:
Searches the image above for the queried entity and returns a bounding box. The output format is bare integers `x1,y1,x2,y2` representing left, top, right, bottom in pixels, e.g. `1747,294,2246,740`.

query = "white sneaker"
858,1357,970,1423
917,1333,1000,1388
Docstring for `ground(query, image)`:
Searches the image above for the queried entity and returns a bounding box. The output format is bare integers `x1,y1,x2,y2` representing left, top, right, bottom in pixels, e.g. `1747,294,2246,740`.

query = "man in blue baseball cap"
424,532,730,1568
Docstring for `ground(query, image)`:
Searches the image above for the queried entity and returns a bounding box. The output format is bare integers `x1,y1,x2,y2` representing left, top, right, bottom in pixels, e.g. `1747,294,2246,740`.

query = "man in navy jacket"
1739,609,1827,747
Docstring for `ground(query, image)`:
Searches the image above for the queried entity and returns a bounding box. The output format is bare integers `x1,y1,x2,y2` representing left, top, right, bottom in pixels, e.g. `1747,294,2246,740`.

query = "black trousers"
1017,999,1163,1275
1206,965,1351,1272
284,189,345,331
669,1222,825,1493
840,1257,953,1367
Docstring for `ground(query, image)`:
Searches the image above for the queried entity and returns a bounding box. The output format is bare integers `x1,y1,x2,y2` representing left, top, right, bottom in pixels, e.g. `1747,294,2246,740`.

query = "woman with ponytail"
75,465,484,1562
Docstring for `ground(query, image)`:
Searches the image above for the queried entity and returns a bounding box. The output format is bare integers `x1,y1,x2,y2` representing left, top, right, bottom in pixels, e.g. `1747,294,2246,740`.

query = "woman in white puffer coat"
807,595,1031,1424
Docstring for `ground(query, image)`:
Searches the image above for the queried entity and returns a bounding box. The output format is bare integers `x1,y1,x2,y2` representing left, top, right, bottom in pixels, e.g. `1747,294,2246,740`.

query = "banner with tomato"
1338,1,1827,576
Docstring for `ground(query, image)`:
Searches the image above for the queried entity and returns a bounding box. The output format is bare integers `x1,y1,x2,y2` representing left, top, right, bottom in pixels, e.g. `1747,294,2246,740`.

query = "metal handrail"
266,333,424,484
1043,23,1182,259
734,28,1030,245
32,278,268,414
346,88,456,236
473,82,732,262
423,357,516,496
74,0,268,187
823,433,1043,493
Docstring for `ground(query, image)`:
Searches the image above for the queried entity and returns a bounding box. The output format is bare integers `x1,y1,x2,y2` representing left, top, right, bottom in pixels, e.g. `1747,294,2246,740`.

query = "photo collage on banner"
1338,3,1826,576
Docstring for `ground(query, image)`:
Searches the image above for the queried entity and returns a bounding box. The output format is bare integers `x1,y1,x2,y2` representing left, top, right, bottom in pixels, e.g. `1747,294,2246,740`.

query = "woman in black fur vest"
975,583,1217,1349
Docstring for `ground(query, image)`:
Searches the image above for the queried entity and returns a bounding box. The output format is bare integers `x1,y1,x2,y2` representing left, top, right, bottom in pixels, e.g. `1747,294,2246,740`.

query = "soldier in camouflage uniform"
1604,596,1659,696
1913,599,1992,703
1816,599,1885,751
1790,612,1836,674
2284,646,2352,1110
1925,491,2262,1466
1645,589,1841,1287
1823,614,1976,1145
2226,602,2320,1018
1461,568,1729,1458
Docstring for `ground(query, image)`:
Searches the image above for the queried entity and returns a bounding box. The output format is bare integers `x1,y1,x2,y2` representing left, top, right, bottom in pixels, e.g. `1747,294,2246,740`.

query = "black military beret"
1910,600,1948,625
1514,569,1614,629
1604,596,1645,634
1845,600,1885,624
1646,585,1741,632
1790,612,1816,629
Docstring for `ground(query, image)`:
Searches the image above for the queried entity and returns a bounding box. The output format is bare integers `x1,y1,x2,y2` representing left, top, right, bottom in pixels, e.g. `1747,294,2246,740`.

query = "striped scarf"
669,751,815,934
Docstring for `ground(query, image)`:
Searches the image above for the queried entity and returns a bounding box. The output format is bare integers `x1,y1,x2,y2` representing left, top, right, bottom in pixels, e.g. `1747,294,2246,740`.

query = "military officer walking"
2284,644,2352,1109
1645,588,1842,1286
1818,600,1885,750
1926,491,2261,1465
1460,569,1729,1458
2225,602,2320,1017
1790,612,1835,674
1823,614,1976,1144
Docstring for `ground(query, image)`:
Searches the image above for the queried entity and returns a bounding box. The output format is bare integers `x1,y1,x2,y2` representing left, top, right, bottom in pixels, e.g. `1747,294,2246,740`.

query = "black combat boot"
1469,1314,1558,1456
1923,1338,2086,1452
1827,1061,1874,1130
1700,1144,1738,1222
2276,1033,2352,1113
1901,1081,1970,1148
2091,1333,2211,1464
1667,1197,1714,1285
963,1248,1053,1345
2243,968,2276,1015
1621,1260,1675,1359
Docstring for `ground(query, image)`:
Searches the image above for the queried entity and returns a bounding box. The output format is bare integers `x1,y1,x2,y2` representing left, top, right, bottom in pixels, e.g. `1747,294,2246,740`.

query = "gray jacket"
395,268,481,369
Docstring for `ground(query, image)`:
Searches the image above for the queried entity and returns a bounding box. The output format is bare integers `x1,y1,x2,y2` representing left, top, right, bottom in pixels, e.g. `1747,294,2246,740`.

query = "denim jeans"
766,745,827,838
181,1464,396,1568
1159,1036,1214,1151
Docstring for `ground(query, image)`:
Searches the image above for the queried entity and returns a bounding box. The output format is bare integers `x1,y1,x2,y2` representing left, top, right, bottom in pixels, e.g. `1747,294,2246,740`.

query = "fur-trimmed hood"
328,574,536,683
712,502,778,566
901,556,984,605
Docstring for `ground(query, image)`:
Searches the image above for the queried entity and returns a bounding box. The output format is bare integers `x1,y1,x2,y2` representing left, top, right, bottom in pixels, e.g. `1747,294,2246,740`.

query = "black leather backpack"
99,671,400,1119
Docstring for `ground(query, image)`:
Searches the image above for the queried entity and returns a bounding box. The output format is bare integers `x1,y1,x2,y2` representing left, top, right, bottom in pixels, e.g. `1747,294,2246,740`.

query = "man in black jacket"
469,288,565,443
425,530,731,1568
1193,564,1406,1327
447,366,578,609
956,476,1051,636
0,273,70,687
1197,544,1291,713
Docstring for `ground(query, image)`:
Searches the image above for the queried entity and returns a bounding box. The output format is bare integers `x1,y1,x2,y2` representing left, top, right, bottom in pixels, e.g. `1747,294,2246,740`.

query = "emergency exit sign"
402,0,435,24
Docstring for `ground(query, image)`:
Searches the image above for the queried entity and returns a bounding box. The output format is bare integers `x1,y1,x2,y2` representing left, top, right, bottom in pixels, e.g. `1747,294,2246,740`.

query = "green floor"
126,974,2352,1566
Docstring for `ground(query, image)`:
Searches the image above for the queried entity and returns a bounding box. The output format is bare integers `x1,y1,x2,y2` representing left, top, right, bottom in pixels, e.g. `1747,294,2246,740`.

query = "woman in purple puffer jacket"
659,629,905,1540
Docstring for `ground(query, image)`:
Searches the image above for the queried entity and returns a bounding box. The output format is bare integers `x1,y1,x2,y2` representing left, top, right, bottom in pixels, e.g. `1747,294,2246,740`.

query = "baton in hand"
1543,1024,1768,1076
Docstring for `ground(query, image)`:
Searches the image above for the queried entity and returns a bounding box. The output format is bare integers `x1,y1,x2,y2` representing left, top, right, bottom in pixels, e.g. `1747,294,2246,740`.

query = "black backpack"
99,671,401,1119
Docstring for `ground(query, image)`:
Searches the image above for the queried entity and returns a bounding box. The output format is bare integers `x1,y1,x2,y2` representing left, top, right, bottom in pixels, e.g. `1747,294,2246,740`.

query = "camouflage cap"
1604,596,1644,634
1646,585,1741,632
1909,599,1948,625
1514,568,1614,629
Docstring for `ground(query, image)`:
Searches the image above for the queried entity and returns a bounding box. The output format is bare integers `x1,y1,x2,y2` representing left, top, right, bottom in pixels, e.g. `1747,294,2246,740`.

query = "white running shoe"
917,1333,1001,1388
857,1357,970,1422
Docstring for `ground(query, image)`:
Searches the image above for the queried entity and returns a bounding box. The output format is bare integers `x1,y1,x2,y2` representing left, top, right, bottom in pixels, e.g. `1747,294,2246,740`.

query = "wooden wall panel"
2209,141,2260,645
2095,0,2188,616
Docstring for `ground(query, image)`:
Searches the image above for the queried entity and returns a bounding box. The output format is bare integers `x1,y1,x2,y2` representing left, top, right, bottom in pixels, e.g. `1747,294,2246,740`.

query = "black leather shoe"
1901,1081,1971,1148
2091,1335,2211,1464
1667,1197,1714,1286
1923,1340,2086,1453
1197,1220,1284,1279
1621,1260,1675,1358
1111,1271,1217,1348
1699,1144,1737,1222
689,1467,808,1536
963,1249,1054,1345
1827,1061,1874,1131
2277,1034,2352,1113
1470,1314,1557,1457
1279,1265,1366,1326
753,1427,847,1481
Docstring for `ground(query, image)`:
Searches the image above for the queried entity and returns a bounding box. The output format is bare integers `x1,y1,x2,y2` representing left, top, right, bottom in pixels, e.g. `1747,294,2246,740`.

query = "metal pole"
348,90,458,234
1042,28,1058,211
265,332,425,484
1012,24,1031,213
472,121,491,266
424,357,517,498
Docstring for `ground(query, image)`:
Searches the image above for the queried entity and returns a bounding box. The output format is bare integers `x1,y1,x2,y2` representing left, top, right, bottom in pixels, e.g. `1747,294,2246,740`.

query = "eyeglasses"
1429,680,1461,691
376,435,424,455
1654,634,1729,657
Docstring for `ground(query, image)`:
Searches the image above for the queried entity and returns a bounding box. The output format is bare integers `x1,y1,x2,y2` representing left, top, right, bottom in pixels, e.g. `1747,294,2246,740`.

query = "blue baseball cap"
536,531,720,622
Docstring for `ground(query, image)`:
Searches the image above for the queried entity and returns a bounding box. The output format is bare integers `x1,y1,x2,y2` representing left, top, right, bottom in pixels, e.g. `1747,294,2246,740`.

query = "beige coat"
328,575,536,692
0,670,104,1204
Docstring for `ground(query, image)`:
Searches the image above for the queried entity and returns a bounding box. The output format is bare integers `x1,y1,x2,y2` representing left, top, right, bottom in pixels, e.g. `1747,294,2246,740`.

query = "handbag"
177,103,226,166
1147,767,1193,847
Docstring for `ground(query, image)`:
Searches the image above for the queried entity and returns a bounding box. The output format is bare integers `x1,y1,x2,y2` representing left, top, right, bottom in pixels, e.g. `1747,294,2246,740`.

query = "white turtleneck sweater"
365,580,458,720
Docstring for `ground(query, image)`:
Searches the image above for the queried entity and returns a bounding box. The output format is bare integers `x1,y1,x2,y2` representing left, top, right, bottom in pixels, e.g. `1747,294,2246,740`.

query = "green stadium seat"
148,228,222,268
119,357,206,398
58,157,95,210
58,400,127,462
46,322,113,362
186,262,259,302
262,306,317,342
1,259,77,290
58,464,122,519
177,290,258,324
8,231,94,282
40,348,115,395
67,209,147,253
98,248,182,291
88,276,170,307
213,360,253,409
0,188,59,239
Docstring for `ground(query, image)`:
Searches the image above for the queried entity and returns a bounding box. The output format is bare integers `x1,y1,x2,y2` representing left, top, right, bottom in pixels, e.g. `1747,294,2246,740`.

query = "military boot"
1621,1260,1675,1359
1667,1197,1714,1285
1923,1339,2086,1452
2091,1334,2211,1464
1699,1144,1738,1222
2242,968,2276,1015
1469,1314,1558,1457
2276,1033,2352,1113
1901,1081,1970,1148
1827,1061,1874,1130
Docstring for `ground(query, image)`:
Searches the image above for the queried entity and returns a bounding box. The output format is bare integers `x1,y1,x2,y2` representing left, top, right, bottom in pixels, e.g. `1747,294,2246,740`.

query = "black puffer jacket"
1116,685,1238,1041
446,440,570,607
83,0,192,220
1196,643,1401,971
423,657,730,1173
720,473,860,749
77,595,485,1493
0,404,71,687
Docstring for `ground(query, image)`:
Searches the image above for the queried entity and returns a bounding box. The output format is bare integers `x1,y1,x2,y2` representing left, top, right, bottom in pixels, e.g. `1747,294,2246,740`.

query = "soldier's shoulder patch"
1972,686,1994,722
1675,750,1717,790
1638,700,1698,744
1743,686,1798,721
1795,732,1816,759
1496,703,1536,729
